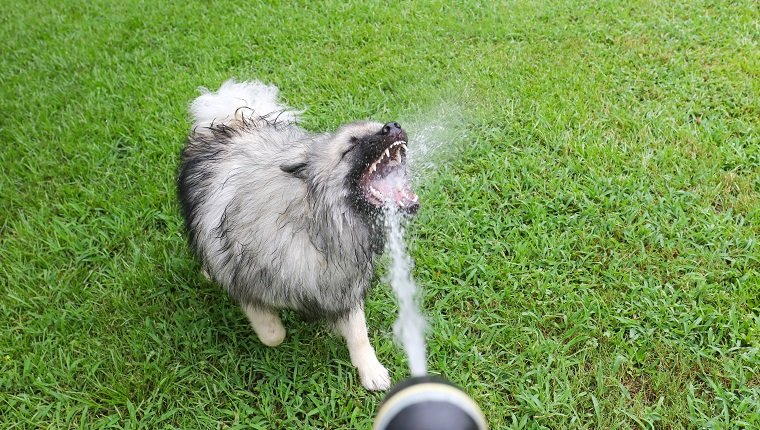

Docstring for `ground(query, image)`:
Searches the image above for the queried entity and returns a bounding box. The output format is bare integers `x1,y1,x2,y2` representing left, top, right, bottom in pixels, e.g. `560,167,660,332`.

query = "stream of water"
384,206,428,377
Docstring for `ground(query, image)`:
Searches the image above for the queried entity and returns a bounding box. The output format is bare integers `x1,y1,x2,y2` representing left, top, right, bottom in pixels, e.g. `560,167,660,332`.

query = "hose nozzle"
373,376,487,430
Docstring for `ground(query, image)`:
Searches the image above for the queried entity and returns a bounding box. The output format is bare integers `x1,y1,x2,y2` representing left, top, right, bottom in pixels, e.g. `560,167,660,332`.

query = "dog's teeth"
369,186,384,200
384,149,390,158
401,143,407,151
398,187,418,203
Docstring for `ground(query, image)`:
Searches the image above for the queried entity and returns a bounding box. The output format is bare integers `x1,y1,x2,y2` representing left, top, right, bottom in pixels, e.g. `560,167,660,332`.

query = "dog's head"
282,121,419,217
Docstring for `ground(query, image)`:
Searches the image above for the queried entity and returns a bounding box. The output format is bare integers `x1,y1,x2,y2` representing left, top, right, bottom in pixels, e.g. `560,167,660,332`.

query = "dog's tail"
189,79,300,130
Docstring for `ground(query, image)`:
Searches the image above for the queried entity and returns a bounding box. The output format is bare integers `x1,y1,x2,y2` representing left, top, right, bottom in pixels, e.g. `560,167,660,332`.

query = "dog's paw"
257,323,286,347
244,305,286,347
358,360,391,391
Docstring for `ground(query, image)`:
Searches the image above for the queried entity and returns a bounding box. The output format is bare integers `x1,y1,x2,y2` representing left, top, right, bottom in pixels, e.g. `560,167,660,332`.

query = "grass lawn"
1,0,758,428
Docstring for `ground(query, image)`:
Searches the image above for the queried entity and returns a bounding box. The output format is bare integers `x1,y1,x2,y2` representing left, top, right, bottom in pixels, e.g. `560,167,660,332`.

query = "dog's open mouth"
359,139,419,212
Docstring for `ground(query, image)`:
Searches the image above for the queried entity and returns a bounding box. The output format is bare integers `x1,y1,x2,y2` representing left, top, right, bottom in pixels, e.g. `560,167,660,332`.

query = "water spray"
375,207,487,430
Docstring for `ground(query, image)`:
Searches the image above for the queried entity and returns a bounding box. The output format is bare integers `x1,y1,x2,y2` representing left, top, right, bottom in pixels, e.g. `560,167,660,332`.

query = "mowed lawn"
1,1,758,428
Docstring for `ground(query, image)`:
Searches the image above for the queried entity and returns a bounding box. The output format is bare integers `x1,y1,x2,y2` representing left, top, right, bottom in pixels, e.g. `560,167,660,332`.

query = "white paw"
358,360,391,391
257,323,286,347
244,305,286,347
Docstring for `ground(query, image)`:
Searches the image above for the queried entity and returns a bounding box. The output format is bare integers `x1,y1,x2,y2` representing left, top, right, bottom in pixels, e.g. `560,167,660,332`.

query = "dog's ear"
280,161,309,181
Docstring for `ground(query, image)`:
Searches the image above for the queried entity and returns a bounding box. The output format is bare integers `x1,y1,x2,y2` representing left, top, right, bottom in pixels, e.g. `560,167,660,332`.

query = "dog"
177,80,419,391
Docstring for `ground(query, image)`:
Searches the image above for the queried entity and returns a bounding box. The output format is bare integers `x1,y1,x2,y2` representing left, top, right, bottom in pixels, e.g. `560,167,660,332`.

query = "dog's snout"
381,122,402,136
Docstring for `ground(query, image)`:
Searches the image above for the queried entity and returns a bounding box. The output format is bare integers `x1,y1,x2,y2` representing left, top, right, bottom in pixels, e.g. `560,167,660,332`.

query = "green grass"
1,0,758,428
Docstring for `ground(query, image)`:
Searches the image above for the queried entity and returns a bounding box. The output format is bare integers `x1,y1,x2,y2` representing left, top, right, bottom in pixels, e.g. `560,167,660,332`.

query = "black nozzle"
373,376,487,430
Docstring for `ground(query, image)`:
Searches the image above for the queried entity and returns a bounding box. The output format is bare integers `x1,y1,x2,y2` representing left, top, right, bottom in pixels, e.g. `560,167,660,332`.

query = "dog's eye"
341,137,360,159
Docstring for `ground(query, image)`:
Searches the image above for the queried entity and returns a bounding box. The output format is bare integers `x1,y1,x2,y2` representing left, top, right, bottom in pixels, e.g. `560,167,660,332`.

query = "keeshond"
178,80,419,391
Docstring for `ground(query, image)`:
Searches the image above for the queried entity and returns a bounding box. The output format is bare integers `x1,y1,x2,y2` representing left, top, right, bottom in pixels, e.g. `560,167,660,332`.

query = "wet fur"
178,81,388,321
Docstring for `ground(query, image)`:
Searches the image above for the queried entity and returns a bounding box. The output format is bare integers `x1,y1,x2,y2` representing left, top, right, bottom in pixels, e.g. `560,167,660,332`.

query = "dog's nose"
381,122,402,136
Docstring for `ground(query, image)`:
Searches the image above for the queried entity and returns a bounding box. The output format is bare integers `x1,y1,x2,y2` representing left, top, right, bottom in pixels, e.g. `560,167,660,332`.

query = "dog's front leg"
335,306,391,391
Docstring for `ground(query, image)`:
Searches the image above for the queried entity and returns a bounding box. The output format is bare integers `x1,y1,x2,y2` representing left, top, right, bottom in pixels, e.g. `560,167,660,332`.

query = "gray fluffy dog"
178,80,419,391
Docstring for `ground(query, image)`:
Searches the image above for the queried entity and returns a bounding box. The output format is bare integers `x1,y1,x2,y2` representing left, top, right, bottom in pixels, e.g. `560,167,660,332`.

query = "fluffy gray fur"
177,80,419,390
179,80,399,320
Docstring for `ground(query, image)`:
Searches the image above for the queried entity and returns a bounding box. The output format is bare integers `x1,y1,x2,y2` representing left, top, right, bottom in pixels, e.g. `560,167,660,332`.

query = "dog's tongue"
376,181,418,208
374,170,419,211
